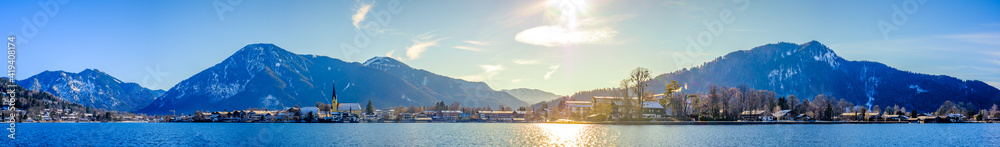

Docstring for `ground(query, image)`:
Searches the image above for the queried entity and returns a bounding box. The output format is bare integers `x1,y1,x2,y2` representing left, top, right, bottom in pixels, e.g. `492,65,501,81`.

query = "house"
591,96,665,119
641,101,665,119
336,103,363,114
882,115,907,121
478,111,526,122
300,107,320,118
771,110,794,121
414,113,432,122
566,101,593,115
794,114,812,121
739,110,768,121
440,110,462,121
916,116,940,123
946,113,965,122
864,112,881,121
840,113,860,121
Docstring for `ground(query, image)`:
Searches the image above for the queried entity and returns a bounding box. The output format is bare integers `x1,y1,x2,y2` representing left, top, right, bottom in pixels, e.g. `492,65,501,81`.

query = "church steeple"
332,81,338,110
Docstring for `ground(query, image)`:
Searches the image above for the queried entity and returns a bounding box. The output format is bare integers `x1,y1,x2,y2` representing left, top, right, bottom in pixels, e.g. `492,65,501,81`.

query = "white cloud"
406,32,445,60
987,60,1000,66
385,50,404,61
515,12,632,47
511,79,526,83
942,33,1000,46
459,64,504,82
453,46,485,52
352,2,374,29
513,59,539,65
465,41,491,45
544,65,560,80
515,24,618,47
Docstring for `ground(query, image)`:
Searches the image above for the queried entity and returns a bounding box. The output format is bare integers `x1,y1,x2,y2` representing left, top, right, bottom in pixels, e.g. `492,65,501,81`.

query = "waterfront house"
882,115,906,121
566,101,593,115
739,110,768,121
301,107,320,119
946,113,965,122
840,112,860,121
478,110,526,122
771,110,794,121
916,116,940,123
592,95,666,119
794,114,812,121
641,101,666,119
440,110,462,121
375,109,396,121
336,103,363,114
414,113,432,122
864,112,881,121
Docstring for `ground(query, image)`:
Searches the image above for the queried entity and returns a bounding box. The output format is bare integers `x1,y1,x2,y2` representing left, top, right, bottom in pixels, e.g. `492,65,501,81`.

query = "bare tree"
625,67,652,119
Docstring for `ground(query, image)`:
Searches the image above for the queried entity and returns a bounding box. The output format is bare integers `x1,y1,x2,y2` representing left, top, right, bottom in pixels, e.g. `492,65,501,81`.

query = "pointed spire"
331,81,338,111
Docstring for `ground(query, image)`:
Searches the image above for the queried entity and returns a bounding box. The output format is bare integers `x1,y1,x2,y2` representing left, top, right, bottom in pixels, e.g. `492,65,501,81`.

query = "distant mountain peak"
363,56,411,71
501,88,563,105
18,69,159,111
645,41,1000,112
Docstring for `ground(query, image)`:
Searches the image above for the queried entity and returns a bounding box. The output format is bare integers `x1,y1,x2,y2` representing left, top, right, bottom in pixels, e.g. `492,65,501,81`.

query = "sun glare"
536,123,589,146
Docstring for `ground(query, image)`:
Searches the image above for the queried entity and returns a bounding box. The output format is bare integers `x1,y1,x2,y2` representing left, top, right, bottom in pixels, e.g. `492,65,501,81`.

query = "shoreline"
542,121,916,125
18,121,997,125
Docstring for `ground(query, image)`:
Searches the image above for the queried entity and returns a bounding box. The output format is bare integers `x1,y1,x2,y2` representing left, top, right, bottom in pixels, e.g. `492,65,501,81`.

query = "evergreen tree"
365,100,374,114
824,103,833,120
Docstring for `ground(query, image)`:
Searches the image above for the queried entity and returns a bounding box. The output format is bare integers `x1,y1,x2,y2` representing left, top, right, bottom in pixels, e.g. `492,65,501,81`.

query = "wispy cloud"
544,65,560,80
942,33,1000,46
459,64,504,82
406,32,445,60
452,40,491,52
453,46,485,52
465,41,491,46
511,79,526,83
385,50,403,61
513,59,539,65
352,1,374,29
986,59,1000,66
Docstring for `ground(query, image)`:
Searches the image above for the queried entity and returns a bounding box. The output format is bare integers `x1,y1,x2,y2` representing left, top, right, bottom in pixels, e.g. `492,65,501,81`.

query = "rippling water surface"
5,123,1000,146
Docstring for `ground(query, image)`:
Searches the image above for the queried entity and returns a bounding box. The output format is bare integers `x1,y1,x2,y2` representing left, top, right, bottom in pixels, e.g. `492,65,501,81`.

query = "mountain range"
19,41,998,114
501,88,563,104
17,69,164,111
562,41,999,112
136,44,526,115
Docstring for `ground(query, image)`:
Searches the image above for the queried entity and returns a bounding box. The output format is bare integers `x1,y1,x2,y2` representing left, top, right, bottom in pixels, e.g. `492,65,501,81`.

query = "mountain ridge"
137,44,527,115
17,69,161,111
566,41,999,112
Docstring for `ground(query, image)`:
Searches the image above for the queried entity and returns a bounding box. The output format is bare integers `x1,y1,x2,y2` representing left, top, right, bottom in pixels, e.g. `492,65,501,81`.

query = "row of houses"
562,94,670,120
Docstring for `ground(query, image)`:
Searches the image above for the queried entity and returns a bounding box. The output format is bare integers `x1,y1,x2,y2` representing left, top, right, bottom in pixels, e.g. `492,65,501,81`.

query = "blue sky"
2,0,998,95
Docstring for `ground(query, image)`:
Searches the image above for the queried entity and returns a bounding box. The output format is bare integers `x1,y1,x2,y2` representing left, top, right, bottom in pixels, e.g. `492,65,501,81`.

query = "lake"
4,123,1000,146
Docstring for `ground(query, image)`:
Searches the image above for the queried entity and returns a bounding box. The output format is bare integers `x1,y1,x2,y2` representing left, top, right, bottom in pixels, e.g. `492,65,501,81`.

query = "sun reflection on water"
534,123,601,146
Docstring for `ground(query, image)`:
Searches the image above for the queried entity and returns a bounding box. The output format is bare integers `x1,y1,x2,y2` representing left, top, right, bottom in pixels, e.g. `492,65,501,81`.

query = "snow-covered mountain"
17,69,162,111
137,44,526,115
501,88,562,105
637,41,999,112
364,57,528,109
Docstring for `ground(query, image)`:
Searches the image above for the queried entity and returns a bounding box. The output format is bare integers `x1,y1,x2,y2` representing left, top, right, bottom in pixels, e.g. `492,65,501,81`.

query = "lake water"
4,123,1000,146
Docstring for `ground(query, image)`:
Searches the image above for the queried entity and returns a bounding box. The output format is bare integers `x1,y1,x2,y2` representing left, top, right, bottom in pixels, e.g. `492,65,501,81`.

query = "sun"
546,0,588,28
